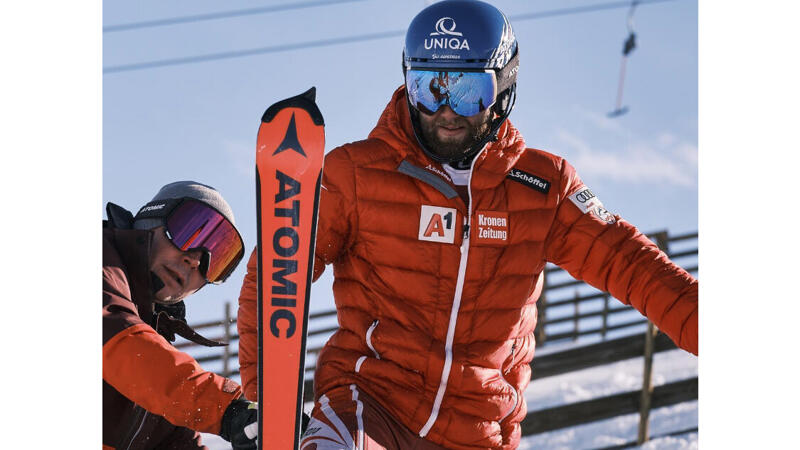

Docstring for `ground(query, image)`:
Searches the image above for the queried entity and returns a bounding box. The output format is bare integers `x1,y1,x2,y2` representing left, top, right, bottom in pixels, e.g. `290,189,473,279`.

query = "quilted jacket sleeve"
237,248,259,401
103,265,241,434
102,324,241,434
313,147,359,277
236,147,359,399
543,159,698,355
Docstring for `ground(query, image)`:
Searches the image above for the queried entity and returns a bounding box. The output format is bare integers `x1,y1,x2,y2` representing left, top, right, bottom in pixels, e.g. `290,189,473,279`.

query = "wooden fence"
177,229,698,444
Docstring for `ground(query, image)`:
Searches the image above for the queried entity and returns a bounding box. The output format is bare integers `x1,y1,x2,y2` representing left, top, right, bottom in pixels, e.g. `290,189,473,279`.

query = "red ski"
255,87,325,450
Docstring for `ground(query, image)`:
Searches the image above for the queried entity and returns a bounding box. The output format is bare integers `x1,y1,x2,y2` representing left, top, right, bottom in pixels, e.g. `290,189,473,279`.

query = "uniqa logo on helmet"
424,17,470,51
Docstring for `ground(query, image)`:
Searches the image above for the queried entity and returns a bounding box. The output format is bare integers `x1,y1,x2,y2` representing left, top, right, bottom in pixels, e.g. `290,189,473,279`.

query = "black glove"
220,398,312,449
154,300,186,322
220,398,258,450
302,411,310,433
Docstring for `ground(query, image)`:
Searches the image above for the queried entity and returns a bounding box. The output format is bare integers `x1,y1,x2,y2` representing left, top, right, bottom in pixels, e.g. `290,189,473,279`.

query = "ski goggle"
405,69,498,117
136,198,244,284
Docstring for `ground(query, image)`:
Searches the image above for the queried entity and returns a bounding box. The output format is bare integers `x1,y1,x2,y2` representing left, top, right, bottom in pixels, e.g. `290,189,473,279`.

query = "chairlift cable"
104,0,676,74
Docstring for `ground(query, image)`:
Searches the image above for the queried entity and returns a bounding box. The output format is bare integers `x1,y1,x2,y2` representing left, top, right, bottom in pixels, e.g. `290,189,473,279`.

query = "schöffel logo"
425,17,470,50
507,169,551,194
425,164,453,183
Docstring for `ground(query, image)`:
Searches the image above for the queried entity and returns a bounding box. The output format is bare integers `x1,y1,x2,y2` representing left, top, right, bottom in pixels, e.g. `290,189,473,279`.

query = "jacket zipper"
505,342,516,375
418,155,479,438
119,405,149,450
356,320,381,373
366,319,381,359
497,372,519,423
499,343,519,423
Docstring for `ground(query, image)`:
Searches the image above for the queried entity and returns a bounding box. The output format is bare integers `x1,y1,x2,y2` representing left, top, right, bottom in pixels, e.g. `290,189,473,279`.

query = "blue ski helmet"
402,0,519,165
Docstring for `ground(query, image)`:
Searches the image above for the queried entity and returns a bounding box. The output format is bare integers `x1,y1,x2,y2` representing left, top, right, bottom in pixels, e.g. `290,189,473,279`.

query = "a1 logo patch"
418,205,457,243
473,210,509,246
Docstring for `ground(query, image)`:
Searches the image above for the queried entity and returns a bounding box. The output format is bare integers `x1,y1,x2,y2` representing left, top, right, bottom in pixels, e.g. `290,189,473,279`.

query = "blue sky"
103,0,698,323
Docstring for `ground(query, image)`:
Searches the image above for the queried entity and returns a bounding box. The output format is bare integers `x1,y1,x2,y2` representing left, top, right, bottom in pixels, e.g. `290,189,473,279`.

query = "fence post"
535,269,548,345
637,321,658,445
637,231,668,445
653,230,670,259
601,292,609,338
222,301,231,377
572,289,580,341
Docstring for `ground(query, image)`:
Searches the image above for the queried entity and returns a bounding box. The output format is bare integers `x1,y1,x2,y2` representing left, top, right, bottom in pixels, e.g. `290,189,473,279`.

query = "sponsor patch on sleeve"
418,205,458,243
507,169,551,194
568,186,617,224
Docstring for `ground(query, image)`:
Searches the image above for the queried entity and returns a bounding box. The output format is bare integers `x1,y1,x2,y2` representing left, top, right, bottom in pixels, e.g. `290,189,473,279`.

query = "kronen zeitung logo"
426,17,470,50
477,213,507,241
474,210,509,246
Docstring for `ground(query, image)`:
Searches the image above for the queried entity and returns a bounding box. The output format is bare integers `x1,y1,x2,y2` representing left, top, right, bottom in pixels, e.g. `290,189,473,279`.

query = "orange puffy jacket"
237,87,698,449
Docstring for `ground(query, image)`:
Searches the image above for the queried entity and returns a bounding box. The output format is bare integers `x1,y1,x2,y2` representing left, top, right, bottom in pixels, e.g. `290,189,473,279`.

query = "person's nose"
183,251,202,269
436,105,459,120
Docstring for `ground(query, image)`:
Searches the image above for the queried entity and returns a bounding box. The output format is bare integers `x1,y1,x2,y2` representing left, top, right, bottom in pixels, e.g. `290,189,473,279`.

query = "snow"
526,349,697,410
200,345,697,449
519,403,697,450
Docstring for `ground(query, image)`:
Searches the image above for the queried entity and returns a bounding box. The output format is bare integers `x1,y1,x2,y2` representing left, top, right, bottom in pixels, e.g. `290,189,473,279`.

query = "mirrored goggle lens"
166,200,244,284
406,70,497,117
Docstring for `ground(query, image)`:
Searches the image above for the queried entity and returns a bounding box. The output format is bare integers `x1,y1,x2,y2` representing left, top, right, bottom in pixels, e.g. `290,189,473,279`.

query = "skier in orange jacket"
238,1,697,448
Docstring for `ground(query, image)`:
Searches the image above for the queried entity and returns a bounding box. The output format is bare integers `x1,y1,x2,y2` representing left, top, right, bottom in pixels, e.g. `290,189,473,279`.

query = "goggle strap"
134,198,183,221
198,251,211,279
496,48,519,94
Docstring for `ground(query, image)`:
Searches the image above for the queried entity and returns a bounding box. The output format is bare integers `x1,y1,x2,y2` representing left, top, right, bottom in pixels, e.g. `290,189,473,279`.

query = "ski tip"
301,87,317,102
261,87,324,126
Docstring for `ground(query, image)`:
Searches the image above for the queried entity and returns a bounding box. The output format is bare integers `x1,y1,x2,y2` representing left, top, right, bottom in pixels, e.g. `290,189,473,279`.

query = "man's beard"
419,112,491,162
